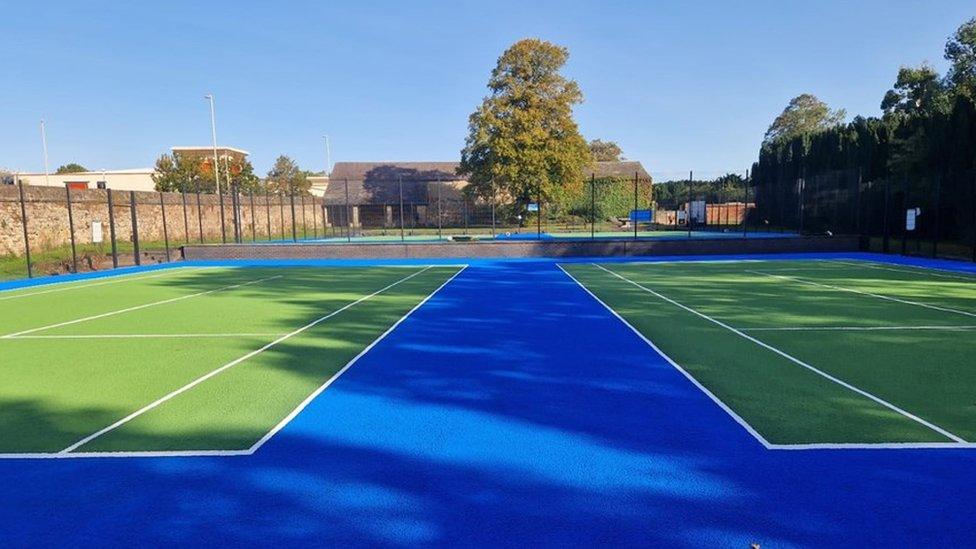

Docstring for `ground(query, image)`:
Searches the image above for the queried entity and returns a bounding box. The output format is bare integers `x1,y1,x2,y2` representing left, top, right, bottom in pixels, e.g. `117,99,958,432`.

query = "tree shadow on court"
4,261,976,545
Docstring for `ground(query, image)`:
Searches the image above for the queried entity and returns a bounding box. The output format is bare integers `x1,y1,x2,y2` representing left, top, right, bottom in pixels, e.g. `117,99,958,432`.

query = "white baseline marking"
59,266,436,454
595,263,967,444
743,325,976,332
0,268,208,301
828,260,976,282
749,270,976,320
246,264,469,454
1,275,282,339
5,333,284,340
556,264,774,450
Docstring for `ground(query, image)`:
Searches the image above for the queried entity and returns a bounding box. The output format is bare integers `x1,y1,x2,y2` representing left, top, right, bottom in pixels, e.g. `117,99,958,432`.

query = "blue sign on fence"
527,203,539,212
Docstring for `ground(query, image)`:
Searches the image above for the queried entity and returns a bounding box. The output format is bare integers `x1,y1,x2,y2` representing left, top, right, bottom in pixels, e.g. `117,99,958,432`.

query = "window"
96,181,107,189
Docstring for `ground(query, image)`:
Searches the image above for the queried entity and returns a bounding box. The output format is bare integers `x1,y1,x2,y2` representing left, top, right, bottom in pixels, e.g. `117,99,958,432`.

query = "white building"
12,146,250,192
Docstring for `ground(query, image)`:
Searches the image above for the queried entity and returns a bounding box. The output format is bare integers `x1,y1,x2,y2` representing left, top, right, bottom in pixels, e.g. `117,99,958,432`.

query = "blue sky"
2,1,973,180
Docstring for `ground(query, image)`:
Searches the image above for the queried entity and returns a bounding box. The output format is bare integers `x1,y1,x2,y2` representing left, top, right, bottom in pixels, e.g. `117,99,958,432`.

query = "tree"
152,151,261,193
763,94,846,145
589,139,624,161
265,155,309,195
946,17,976,98
55,163,88,174
459,39,591,208
881,64,949,118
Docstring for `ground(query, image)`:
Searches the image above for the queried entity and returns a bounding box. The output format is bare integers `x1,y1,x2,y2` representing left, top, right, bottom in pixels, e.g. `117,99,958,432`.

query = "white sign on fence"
905,208,921,231
92,221,103,243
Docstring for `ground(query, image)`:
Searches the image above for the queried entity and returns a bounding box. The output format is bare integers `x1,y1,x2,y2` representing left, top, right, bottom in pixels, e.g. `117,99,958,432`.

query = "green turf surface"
0,265,461,454
562,259,976,445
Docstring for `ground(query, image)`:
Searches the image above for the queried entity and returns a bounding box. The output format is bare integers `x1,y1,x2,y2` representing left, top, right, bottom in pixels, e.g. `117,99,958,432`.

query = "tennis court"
562,258,976,448
2,254,976,545
0,265,463,455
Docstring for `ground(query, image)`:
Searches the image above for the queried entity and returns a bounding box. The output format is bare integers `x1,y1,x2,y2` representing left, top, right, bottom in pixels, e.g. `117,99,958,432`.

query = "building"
319,160,650,228
12,168,157,192
10,146,250,192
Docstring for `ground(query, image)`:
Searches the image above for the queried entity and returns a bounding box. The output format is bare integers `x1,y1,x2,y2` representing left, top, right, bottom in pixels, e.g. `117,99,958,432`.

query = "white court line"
749,270,976,320
59,266,436,454
5,333,284,340
1,275,282,339
245,264,468,454
742,325,976,332
556,264,774,450
828,260,976,282
0,268,209,300
595,263,967,444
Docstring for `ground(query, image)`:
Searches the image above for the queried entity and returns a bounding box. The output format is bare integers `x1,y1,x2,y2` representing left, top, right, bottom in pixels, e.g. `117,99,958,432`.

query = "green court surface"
562,259,976,447
0,265,463,455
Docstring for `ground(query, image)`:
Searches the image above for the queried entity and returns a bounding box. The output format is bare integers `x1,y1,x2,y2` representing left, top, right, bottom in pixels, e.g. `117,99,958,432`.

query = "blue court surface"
1,252,975,546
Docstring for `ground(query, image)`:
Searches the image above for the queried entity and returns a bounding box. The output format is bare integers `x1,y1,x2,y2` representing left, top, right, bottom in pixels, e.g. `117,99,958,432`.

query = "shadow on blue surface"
1,256,975,546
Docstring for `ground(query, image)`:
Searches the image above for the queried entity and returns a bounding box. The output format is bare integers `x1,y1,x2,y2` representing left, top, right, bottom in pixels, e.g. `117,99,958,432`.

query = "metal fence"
1,181,328,279
752,167,976,262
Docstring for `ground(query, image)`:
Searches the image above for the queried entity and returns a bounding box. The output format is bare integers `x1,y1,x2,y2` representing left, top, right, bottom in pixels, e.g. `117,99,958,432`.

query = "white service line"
1,275,282,339
556,264,774,450
749,270,976,319
742,325,976,332
246,264,468,454
59,266,436,454
595,263,967,444
0,268,206,301
828,260,976,282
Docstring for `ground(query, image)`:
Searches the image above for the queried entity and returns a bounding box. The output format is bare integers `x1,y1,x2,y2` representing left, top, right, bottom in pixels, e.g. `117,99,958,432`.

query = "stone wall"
0,184,327,257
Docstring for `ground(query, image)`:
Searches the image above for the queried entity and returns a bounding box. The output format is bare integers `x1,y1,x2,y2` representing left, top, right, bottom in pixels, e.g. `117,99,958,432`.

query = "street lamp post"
40,120,50,186
204,94,227,243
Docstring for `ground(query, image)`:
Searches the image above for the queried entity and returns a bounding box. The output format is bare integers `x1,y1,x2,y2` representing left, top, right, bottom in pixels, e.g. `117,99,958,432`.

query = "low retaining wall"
182,235,860,261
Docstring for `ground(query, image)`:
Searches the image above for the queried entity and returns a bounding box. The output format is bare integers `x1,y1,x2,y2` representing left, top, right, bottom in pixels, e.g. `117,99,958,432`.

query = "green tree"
589,139,624,161
55,163,88,174
459,39,591,209
152,153,205,192
881,64,950,117
763,94,846,145
946,17,976,98
266,155,309,194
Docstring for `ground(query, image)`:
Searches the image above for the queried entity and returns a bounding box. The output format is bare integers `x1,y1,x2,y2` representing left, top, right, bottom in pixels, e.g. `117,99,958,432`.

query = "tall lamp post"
323,135,331,175
204,94,226,243
40,119,51,186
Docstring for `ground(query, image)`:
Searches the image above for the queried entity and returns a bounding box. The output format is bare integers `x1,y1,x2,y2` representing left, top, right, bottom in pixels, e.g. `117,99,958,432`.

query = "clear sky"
2,1,973,180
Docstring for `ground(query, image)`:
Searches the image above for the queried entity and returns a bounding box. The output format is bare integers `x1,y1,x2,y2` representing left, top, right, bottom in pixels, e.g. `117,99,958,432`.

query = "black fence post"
196,191,204,243
633,171,639,240
250,191,257,241
64,184,79,273
233,185,242,243
687,171,693,238
344,179,352,242
932,174,941,258
536,186,542,239
590,174,596,239
436,181,443,240
398,175,405,242
17,180,33,278
289,189,298,242
300,192,308,240
311,196,319,239
218,188,227,244
181,191,190,245
742,170,749,238
160,192,171,262
107,188,118,268
901,177,909,256
278,193,285,240
130,191,141,266
462,197,469,235
491,181,497,237
882,179,891,254
264,190,271,241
